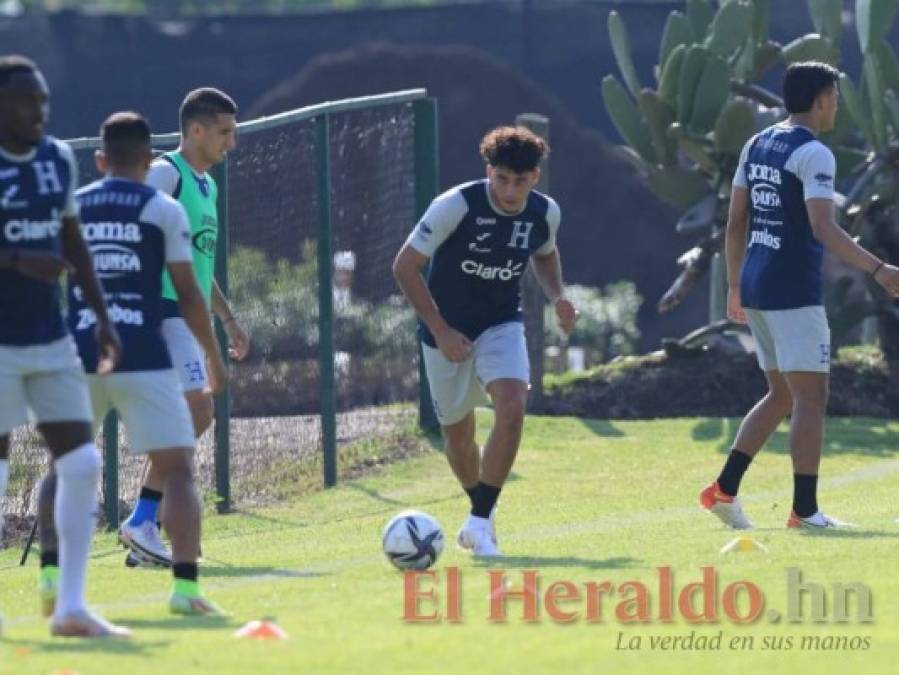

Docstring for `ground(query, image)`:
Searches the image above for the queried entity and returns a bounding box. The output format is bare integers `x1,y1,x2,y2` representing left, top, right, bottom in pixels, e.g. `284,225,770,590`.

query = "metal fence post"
315,114,338,488
102,411,119,528
211,160,231,513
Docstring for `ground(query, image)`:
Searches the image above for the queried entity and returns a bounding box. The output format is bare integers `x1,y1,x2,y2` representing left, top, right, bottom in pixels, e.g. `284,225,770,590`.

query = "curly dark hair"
479,125,548,173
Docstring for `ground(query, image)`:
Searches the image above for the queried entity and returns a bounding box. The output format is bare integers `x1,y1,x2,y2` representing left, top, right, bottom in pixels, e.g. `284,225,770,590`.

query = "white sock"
465,514,491,530
53,443,101,618
0,458,9,542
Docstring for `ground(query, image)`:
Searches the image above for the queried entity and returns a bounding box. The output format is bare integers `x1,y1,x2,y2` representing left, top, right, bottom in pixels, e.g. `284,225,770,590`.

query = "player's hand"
94,320,121,375
12,251,74,283
874,263,899,298
727,287,746,324
205,351,229,395
434,325,473,363
554,297,579,335
223,317,250,360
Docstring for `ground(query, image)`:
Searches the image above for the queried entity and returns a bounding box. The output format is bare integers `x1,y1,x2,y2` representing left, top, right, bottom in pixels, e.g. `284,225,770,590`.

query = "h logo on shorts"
185,360,204,383
820,344,830,365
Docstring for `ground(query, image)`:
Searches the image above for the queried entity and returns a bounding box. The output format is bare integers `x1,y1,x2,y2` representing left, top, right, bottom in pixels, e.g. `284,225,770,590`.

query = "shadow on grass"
575,418,626,438
3,636,169,654
198,564,327,580
114,616,234,631
691,417,899,457
790,528,899,539
471,555,638,570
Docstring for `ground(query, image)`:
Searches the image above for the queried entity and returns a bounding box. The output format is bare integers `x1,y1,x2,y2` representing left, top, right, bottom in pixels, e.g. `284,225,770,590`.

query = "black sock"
464,485,478,510
140,487,163,502
716,449,753,496
173,562,198,582
792,474,819,518
471,482,501,519
40,550,59,568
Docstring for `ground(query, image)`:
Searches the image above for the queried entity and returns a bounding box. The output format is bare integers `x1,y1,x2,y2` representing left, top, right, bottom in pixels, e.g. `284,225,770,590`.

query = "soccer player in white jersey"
118,88,249,568
37,112,229,616
700,62,899,529
393,126,578,556
0,55,129,638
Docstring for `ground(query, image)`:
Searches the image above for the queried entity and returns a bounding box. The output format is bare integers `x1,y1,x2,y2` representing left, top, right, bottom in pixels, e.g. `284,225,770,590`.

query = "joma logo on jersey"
4,217,61,241
91,244,141,277
749,229,781,250
80,221,142,243
461,259,524,281
751,183,781,211
747,163,782,185
192,227,217,257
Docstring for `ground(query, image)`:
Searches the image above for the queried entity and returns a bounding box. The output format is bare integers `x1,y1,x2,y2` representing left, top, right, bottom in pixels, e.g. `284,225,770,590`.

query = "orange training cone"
234,620,288,640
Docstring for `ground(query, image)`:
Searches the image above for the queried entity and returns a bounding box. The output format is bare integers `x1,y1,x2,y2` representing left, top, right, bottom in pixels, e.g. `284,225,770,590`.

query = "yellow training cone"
720,536,768,554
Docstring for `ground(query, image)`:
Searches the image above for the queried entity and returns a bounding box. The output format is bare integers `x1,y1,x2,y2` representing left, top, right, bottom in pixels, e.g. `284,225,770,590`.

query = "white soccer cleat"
119,521,172,567
699,482,754,529
457,516,502,557
51,610,132,639
787,510,854,529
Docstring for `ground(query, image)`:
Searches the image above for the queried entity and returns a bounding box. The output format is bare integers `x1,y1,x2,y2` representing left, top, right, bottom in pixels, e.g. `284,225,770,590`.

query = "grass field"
2,413,898,674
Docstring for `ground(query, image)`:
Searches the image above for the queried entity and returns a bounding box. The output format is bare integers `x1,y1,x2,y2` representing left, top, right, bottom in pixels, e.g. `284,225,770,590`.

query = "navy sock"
716,449,753,497
471,482,501,519
464,485,477,510
792,474,819,518
40,550,58,568
127,487,162,527
173,562,198,582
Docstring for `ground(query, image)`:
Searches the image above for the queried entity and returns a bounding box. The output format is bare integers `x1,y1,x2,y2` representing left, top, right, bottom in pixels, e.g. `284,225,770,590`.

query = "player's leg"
459,322,530,556
115,369,222,614
0,436,9,545
440,412,479,495
36,470,59,617
123,318,211,566
701,309,787,528
26,345,130,638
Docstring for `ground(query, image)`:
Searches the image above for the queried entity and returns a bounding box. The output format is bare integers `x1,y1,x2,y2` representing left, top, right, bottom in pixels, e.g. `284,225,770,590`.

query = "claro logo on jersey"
4,217,62,242
461,259,525,281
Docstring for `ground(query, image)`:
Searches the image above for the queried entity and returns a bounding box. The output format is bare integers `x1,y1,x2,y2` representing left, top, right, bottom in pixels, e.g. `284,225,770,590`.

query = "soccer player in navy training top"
0,55,128,638
700,62,899,529
36,112,229,617
393,126,578,556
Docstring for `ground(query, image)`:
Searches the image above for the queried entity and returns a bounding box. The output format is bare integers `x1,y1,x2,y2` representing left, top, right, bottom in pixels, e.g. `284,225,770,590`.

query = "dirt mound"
540,348,897,419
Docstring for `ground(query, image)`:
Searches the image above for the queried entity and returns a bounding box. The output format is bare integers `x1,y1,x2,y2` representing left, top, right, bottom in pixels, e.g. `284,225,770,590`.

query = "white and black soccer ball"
382,510,444,570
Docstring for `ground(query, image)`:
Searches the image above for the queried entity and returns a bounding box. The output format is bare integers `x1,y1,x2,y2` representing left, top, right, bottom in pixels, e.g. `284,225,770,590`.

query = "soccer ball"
382,510,444,570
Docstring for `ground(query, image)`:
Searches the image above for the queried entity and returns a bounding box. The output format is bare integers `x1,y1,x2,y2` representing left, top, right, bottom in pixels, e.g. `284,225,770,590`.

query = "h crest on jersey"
507,220,534,249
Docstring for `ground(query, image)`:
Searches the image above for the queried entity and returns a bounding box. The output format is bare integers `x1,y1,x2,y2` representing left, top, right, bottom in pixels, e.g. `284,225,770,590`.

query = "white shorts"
162,317,208,392
422,321,529,426
89,370,195,453
744,306,831,373
0,336,92,435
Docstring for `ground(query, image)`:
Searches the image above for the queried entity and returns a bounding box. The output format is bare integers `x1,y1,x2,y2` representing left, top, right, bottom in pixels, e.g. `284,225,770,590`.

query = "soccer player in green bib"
118,88,250,567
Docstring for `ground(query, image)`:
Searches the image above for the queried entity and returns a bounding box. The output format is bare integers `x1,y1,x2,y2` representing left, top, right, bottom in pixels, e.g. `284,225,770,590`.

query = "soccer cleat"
38,567,58,618
119,521,172,567
787,510,854,529
699,481,754,529
457,517,502,557
169,593,227,617
124,549,168,569
50,610,132,639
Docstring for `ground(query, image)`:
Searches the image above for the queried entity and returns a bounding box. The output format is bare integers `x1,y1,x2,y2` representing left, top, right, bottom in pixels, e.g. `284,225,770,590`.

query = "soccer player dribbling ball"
393,126,578,556
700,62,899,530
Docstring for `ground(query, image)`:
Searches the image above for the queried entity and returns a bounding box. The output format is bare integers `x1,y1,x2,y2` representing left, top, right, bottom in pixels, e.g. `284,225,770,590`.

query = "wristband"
872,261,885,277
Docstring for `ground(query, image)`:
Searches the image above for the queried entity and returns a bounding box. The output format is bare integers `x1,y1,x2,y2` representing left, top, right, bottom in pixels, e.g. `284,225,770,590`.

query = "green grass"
2,414,899,674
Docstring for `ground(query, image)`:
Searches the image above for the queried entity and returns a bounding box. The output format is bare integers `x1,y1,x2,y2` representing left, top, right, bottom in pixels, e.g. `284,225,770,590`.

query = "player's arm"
724,185,750,323
531,199,577,334
211,279,249,360
392,190,472,362
799,143,899,297
62,214,121,372
169,263,228,394
806,200,899,296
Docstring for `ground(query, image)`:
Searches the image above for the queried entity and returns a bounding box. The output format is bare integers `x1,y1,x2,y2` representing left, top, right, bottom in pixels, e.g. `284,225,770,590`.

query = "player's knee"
54,443,101,480
189,398,214,437
494,396,526,427
150,449,194,483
